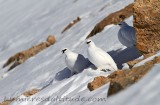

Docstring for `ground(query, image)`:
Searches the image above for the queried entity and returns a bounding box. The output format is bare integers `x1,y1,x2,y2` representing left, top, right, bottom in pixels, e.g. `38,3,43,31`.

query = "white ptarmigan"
61,48,89,75
118,21,136,47
86,40,118,71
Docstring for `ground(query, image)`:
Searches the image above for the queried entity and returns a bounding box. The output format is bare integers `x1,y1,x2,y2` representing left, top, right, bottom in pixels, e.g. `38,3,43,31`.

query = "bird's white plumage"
62,48,89,75
118,21,136,47
86,40,118,71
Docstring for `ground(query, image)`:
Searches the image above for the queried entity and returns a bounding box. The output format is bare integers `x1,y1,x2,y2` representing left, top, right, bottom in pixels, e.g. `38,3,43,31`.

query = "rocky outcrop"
0,98,15,105
87,76,110,91
3,35,56,71
23,89,40,97
107,64,152,96
86,3,133,38
0,88,40,105
88,64,152,93
62,17,81,33
47,35,56,45
127,59,143,68
134,0,160,54
127,53,156,68
88,56,160,96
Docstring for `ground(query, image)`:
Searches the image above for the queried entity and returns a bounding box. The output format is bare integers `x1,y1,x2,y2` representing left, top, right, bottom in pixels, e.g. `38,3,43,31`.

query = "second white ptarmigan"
62,48,89,75
118,21,136,47
86,40,118,71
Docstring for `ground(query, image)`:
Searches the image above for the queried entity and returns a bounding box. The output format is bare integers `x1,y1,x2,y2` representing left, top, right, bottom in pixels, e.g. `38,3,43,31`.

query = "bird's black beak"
86,41,91,44
118,23,121,25
61,49,67,54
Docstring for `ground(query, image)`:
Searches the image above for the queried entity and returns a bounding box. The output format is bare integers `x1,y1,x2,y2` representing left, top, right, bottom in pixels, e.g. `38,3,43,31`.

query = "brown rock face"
87,56,158,96
3,35,56,71
127,59,143,68
23,89,40,97
62,17,81,33
88,76,110,91
47,35,56,45
86,3,133,38
107,64,152,96
0,98,15,105
0,89,40,105
134,0,160,54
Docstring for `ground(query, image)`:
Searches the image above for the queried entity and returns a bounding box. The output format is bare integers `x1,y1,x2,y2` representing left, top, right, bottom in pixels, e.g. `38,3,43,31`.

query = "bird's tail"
109,64,118,71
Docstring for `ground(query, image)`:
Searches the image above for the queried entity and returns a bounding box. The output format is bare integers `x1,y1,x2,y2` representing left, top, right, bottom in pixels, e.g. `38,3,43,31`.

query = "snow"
1,0,159,105
11,69,110,105
134,52,160,67
91,64,160,105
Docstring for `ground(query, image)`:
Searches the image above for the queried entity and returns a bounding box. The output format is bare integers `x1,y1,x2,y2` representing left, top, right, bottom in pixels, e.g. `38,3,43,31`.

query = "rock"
134,0,160,54
88,57,155,96
126,54,160,69
3,36,56,71
47,35,56,45
107,81,123,96
88,76,110,91
0,98,15,105
3,53,25,68
87,3,133,38
0,89,40,105
23,89,40,97
62,17,81,33
154,56,160,63
108,64,153,96
144,56,160,66
108,70,127,79
127,59,143,68
148,56,160,64
143,53,156,59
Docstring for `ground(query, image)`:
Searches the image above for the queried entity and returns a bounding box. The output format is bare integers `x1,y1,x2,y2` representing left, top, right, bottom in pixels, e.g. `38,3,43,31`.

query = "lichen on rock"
134,0,160,54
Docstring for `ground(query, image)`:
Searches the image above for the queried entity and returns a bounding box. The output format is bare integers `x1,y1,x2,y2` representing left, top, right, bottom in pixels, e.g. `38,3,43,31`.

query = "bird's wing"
95,47,117,70
121,26,136,44
118,30,131,46
95,47,114,63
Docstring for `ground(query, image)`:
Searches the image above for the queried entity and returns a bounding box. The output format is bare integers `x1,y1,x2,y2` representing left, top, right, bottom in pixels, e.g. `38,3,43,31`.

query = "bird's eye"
62,49,67,53
87,41,91,44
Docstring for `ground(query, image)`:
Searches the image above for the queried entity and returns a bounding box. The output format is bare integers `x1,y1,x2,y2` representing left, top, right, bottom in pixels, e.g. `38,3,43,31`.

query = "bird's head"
118,21,128,27
61,48,68,54
86,39,95,46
